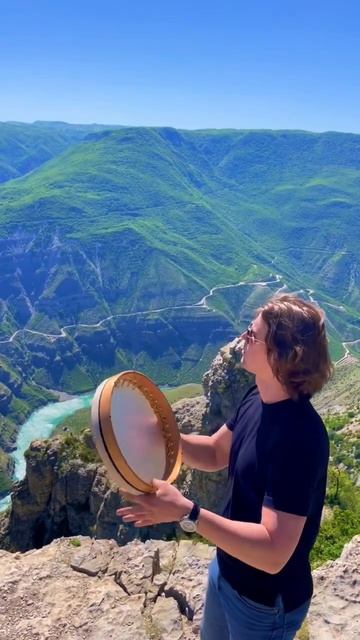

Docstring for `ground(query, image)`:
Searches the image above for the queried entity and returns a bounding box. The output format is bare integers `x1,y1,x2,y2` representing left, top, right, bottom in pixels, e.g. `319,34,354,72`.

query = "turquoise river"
0,392,94,512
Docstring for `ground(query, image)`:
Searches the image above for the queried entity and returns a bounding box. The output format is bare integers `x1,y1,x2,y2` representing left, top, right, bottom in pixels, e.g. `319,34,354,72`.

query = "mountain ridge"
0,124,359,491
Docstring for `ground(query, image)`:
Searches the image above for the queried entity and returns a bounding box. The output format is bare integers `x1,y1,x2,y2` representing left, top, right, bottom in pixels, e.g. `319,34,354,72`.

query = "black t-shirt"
217,385,329,613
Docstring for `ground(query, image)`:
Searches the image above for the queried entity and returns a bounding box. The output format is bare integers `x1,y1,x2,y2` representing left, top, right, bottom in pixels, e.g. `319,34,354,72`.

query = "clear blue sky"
1,0,360,132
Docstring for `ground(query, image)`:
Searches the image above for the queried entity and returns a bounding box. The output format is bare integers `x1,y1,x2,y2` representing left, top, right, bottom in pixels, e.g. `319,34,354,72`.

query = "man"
117,294,333,640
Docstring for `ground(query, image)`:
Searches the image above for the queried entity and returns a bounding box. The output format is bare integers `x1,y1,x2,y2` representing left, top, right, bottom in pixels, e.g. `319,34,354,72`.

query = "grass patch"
296,619,310,640
163,383,203,404
69,538,81,547
53,407,91,438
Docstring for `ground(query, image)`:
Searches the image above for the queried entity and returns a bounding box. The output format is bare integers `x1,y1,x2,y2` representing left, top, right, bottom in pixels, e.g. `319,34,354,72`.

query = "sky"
1,0,360,132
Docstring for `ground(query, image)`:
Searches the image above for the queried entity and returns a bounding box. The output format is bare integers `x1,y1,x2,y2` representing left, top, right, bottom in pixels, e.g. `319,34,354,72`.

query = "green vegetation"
0,449,13,496
60,366,95,393
0,351,56,460
296,620,310,640
310,409,360,568
0,121,122,185
59,432,99,470
163,383,203,404
0,127,359,318
23,430,100,474
1,127,359,398
53,407,91,437
69,538,81,547
311,489,360,568
326,335,345,362
324,414,350,432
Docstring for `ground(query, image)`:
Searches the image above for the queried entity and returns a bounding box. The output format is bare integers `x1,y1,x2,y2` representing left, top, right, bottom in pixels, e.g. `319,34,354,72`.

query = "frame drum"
91,371,182,493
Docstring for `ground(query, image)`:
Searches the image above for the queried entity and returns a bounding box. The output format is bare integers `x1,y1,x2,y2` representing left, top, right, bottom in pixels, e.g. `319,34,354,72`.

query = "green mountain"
1,127,359,301
0,121,124,185
0,125,359,481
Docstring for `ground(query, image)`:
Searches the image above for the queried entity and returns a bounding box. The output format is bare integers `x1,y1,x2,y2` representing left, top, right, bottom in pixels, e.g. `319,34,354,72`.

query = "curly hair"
258,294,333,399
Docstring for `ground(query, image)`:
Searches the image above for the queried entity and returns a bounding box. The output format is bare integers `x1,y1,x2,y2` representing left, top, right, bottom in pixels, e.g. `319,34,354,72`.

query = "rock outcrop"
202,337,253,432
0,436,189,551
307,534,360,639
0,534,359,640
0,535,215,640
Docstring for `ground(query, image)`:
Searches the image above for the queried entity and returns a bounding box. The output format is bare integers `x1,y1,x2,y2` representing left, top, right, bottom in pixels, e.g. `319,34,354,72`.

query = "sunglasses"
244,322,266,345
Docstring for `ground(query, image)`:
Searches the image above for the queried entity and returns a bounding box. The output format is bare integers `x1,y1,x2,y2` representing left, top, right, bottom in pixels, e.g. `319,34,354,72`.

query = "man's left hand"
116,479,193,527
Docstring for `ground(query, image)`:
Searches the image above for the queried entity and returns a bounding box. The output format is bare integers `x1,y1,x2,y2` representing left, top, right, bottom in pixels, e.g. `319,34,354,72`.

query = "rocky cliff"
0,338,252,551
0,534,359,640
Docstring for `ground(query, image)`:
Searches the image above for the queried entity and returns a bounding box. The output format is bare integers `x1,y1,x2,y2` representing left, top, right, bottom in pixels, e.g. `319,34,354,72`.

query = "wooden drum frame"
91,371,182,494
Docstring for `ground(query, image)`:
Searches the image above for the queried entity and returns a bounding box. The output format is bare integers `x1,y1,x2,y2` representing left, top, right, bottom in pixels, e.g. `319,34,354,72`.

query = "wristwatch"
179,502,200,533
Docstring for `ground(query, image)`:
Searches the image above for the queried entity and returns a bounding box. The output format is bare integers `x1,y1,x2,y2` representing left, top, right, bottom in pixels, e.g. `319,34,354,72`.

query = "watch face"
179,518,197,533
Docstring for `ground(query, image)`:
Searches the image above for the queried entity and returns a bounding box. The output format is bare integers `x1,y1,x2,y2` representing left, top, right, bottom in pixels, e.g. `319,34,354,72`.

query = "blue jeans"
200,557,310,640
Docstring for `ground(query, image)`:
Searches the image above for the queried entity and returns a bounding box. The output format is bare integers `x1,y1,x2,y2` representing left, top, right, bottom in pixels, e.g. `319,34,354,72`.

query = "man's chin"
240,356,248,371
240,356,255,375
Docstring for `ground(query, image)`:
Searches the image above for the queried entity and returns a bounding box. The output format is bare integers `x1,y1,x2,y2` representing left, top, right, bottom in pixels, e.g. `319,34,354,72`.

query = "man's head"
240,294,333,399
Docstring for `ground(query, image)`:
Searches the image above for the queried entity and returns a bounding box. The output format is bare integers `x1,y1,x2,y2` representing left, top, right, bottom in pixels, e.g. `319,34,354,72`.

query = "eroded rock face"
0,438,100,551
0,437,185,552
171,396,207,435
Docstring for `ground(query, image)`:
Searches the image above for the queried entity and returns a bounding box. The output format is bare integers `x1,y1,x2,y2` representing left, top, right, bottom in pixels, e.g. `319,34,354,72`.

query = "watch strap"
188,501,200,522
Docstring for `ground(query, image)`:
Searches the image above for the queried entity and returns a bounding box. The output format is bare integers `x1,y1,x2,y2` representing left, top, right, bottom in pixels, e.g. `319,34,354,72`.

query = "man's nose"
235,333,246,350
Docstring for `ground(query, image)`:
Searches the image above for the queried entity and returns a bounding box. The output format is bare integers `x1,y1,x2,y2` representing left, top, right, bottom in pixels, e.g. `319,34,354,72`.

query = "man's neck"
255,376,291,404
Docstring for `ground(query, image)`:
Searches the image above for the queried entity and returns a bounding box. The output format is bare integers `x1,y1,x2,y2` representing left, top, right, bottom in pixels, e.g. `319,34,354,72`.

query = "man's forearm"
180,433,219,471
196,508,279,574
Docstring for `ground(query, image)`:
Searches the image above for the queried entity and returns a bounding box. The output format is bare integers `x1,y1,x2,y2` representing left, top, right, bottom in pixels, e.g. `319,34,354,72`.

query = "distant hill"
0,125,359,465
0,121,124,185
1,126,359,301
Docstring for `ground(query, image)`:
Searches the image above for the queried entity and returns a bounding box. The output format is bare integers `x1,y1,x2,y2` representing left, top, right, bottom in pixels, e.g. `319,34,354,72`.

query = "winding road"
0,273,358,366
0,275,282,345
336,339,360,366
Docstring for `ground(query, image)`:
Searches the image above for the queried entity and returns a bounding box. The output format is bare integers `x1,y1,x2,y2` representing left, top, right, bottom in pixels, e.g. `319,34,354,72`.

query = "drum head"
91,371,182,493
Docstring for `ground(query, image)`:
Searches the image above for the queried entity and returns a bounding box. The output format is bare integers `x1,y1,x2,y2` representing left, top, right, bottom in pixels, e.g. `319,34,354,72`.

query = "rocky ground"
0,534,359,640
307,534,360,639
0,536,214,640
